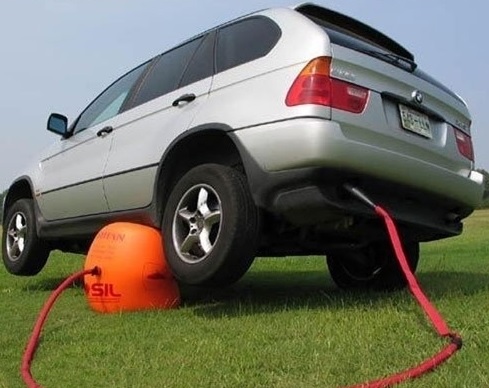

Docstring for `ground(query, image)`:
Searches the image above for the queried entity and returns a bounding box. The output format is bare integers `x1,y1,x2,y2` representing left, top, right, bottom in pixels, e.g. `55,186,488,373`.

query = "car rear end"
234,4,484,244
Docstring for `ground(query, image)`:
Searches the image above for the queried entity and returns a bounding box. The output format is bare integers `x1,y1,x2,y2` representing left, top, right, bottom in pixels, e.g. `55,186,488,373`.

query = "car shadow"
19,269,489,317
188,270,489,319
21,276,84,292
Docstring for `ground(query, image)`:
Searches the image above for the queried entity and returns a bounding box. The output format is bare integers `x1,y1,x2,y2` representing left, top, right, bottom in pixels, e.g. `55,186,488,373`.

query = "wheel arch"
3,177,35,224
153,124,249,225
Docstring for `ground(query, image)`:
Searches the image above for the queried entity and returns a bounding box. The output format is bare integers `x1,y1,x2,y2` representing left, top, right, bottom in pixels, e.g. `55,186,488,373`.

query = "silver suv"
2,4,484,289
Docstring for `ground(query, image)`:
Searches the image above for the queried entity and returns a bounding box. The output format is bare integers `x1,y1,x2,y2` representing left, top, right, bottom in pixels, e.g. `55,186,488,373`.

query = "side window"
130,37,203,108
179,33,215,88
73,62,148,133
216,17,281,73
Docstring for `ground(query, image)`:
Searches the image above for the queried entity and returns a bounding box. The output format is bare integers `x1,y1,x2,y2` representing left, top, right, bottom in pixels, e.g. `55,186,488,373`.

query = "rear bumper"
232,117,484,241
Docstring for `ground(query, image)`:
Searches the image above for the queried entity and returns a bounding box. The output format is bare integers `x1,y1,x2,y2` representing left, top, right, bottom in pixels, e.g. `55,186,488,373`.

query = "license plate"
398,104,432,139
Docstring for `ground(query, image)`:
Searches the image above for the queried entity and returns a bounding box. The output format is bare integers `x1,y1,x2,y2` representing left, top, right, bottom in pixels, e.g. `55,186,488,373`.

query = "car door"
103,33,215,212
38,62,149,220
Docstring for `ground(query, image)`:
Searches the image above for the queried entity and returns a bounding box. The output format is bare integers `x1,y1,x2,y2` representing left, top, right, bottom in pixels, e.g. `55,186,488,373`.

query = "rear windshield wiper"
363,49,417,72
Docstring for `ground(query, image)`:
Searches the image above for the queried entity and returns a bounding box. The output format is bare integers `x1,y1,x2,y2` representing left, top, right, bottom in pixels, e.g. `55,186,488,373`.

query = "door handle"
172,93,196,107
97,126,114,137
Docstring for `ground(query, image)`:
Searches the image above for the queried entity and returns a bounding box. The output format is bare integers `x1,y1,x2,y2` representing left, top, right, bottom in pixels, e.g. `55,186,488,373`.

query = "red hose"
343,205,462,388
21,199,461,388
21,267,99,388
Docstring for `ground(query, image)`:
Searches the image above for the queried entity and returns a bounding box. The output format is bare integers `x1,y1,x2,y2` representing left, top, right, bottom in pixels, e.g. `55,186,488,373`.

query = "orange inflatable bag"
84,223,180,313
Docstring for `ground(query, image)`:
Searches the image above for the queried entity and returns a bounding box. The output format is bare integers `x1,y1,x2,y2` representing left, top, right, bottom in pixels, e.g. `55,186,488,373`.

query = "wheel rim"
338,259,381,282
6,212,28,262
332,249,384,284
172,184,222,264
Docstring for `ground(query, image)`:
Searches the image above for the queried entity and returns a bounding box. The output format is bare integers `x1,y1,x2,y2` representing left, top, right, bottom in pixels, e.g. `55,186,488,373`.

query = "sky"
0,0,488,191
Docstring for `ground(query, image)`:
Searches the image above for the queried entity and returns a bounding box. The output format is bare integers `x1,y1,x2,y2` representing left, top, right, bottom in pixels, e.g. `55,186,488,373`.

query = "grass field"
1,210,488,387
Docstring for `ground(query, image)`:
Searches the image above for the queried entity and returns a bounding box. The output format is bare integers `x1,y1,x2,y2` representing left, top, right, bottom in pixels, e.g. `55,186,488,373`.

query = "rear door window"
179,32,215,88
216,17,281,73
130,37,203,107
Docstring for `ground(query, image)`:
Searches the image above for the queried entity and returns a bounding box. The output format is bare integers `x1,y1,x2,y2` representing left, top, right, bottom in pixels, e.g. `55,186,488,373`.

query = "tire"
2,199,50,276
326,241,419,291
162,164,260,286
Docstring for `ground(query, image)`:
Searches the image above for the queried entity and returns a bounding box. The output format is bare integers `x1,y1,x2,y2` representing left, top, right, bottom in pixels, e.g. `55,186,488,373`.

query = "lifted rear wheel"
162,164,259,286
326,241,419,291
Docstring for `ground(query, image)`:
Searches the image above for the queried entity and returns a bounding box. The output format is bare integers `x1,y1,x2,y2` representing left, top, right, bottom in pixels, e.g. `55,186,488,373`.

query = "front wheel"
326,241,419,291
2,199,50,276
162,164,260,286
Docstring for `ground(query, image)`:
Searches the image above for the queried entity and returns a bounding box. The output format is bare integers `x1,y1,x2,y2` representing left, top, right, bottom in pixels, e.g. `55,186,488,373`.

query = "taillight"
453,126,474,161
331,79,370,113
286,57,332,107
286,57,369,113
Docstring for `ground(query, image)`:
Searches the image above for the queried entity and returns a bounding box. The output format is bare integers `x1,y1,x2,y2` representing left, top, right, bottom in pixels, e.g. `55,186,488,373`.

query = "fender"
3,176,39,225
151,122,242,222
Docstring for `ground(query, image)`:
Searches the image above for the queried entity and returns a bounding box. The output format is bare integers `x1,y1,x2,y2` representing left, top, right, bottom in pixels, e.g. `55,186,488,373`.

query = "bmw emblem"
412,90,423,104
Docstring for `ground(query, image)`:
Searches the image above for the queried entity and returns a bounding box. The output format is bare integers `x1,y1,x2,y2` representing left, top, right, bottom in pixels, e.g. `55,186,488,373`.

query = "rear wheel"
326,241,419,291
162,164,259,286
2,199,50,276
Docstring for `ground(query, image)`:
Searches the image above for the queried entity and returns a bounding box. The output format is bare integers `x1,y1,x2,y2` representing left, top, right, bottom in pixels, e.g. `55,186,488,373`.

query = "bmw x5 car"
2,4,484,290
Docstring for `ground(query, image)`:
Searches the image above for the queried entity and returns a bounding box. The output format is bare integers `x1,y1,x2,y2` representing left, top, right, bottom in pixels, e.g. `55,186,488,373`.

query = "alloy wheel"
6,212,28,261
172,184,222,264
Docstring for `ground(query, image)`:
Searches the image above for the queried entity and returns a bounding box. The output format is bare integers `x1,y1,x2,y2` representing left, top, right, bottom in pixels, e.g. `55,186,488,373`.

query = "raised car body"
2,4,484,288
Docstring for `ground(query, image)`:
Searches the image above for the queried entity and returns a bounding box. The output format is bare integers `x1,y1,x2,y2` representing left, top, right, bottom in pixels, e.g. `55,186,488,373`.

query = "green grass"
1,211,489,387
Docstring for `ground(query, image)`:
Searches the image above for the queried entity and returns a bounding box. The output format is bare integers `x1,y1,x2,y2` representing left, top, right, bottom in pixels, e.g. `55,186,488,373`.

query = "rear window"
319,23,399,62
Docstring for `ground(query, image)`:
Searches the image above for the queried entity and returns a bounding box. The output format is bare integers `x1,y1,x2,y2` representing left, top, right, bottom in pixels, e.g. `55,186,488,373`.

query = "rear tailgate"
297,4,474,178
330,44,472,171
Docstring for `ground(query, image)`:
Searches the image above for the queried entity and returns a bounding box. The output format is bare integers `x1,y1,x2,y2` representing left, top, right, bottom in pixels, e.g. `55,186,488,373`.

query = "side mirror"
47,113,69,136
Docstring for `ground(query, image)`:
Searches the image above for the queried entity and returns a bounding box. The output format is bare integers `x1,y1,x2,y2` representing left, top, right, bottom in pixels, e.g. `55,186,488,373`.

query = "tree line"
0,190,5,223
478,169,489,209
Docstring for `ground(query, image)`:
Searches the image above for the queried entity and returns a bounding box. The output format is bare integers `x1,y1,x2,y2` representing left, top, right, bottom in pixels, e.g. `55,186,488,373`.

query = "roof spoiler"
294,3,415,61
